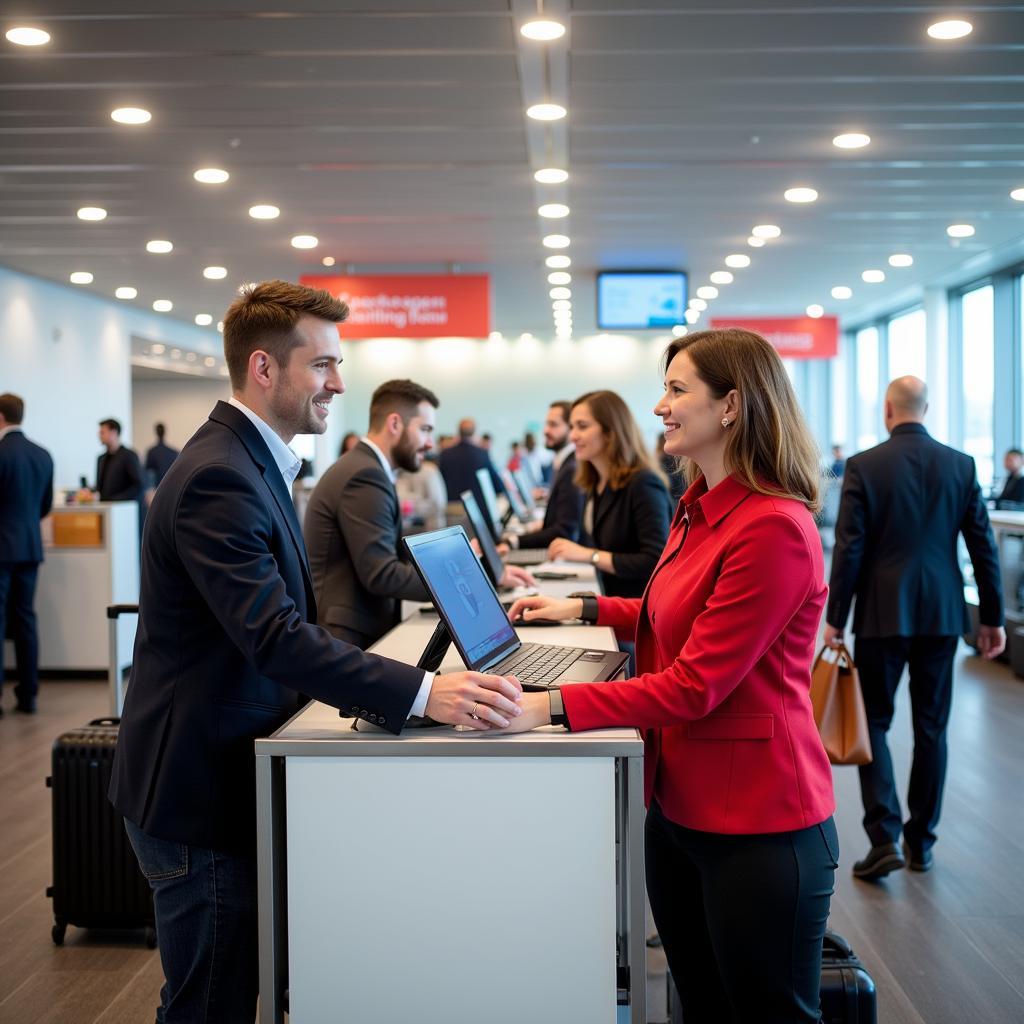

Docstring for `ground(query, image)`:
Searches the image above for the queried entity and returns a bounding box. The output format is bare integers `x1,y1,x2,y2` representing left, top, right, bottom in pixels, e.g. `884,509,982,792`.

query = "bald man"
438,415,504,517
825,376,1005,880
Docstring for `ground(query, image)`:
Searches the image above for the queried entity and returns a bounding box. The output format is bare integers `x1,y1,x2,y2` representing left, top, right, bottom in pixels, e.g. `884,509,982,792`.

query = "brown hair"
0,393,25,424
368,379,440,429
549,400,571,424
571,390,664,492
662,328,822,514
222,280,349,389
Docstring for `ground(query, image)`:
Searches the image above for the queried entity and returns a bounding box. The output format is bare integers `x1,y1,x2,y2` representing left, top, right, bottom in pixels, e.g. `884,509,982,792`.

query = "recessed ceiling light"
170,349,181,359
547,271,571,285
203,265,227,279
710,271,734,285
488,331,503,341
534,167,569,184
69,271,93,285
538,203,569,219
204,356,216,367
521,19,566,41
321,256,336,267
831,286,852,300
1011,188,1024,202
696,285,719,300
111,107,151,125
724,254,751,268
553,299,572,310
784,187,818,203
833,133,871,149
888,254,914,267
542,234,570,249
153,299,173,312
151,344,165,354
685,309,701,324
5,26,50,46
671,325,688,338
249,204,280,220
185,352,197,363
806,304,824,318
688,298,707,312
291,234,318,249
526,103,567,122
862,269,885,283
545,254,571,269
752,224,781,239
927,19,972,40
217,321,224,332
193,167,229,184
195,313,213,326
747,236,766,248
146,239,173,253
549,287,571,300
77,206,107,221
946,223,975,238
115,286,137,299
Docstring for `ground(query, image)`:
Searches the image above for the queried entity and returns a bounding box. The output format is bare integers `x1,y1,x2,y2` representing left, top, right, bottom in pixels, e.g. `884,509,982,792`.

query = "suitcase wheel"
145,927,157,950
52,922,66,946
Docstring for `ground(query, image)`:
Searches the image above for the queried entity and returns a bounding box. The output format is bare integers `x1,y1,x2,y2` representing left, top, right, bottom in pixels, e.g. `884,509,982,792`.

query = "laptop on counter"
403,527,627,689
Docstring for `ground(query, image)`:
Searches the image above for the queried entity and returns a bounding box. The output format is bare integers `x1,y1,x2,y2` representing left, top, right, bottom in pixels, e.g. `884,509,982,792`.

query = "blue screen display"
597,271,687,330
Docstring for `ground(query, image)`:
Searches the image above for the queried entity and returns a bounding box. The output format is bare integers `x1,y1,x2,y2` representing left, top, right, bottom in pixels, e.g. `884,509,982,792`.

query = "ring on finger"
469,702,480,721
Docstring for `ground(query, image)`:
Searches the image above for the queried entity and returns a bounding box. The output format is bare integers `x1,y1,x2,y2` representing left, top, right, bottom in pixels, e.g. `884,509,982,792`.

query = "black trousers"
646,803,838,1024
0,561,41,708
854,634,959,853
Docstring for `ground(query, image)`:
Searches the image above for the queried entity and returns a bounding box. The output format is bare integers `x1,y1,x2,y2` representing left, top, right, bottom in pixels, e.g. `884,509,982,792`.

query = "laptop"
460,490,510,589
512,469,540,517
403,526,628,689
474,467,506,540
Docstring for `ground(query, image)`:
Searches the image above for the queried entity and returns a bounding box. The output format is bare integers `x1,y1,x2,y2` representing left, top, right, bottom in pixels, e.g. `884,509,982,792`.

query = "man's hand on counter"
426,672,524,731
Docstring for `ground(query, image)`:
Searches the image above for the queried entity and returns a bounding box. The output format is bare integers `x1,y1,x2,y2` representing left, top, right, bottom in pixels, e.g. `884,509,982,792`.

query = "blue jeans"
124,819,259,1023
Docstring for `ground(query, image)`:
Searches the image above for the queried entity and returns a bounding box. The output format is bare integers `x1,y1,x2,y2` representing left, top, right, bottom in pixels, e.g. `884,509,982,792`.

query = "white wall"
132,376,230,458
1,265,220,490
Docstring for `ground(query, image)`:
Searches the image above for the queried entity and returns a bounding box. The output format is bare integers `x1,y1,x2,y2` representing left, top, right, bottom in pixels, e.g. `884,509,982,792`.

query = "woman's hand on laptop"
426,672,524,731
506,594,583,624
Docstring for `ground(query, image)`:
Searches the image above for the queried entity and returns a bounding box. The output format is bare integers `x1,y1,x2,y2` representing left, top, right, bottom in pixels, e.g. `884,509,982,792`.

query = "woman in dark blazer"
546,390,672,598
510,330,836,1023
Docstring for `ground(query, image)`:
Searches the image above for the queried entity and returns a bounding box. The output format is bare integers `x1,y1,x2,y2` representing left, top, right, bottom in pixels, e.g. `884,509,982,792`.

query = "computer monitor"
459,490,505,587
474,467,505,540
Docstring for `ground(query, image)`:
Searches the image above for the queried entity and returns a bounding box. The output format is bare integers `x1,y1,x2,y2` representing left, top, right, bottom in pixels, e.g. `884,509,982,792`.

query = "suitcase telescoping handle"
107,604,140,619
89,717,121,727
107,605,139,717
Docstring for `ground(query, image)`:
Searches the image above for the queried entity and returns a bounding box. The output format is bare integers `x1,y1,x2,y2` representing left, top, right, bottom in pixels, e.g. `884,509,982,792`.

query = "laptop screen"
474,468,503,540
460,490,504,586
511,469,538,513
502,473,528,522
404,527,518,670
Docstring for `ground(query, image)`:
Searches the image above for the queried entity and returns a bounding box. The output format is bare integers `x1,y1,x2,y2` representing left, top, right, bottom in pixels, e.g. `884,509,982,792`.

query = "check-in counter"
3,502,139,674
968,509,1024,673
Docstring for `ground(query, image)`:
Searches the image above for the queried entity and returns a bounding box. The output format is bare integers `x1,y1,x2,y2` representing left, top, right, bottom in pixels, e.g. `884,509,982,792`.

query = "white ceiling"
2,0,1023,338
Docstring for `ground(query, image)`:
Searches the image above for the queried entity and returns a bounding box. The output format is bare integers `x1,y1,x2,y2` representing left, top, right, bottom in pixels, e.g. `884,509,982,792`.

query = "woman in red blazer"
509,328,837,1024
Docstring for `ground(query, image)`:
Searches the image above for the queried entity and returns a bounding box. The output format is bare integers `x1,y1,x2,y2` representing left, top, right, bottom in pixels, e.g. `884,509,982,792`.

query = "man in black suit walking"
825,376,1004,880
143,422,179,488
110,281,523,1022
439,417,504,513
0,394,54,715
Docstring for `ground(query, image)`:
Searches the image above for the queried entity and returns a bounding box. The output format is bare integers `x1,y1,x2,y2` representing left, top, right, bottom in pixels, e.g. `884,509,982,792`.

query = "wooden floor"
1,653,1023,1023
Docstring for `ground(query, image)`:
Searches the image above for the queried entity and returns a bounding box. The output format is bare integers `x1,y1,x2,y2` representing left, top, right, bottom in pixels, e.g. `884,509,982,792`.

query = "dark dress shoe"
13,703,37,715
903,842,934,872
852,842,905,880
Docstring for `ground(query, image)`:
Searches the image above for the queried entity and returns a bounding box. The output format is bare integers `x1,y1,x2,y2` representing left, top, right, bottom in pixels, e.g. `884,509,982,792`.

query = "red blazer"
562,474,834,835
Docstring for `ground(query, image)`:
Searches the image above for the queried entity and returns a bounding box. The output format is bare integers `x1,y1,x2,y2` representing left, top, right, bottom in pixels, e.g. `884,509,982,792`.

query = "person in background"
144,423,180,489
995,447,1024,507
825,376,1004,880
96,417,145,538
439,417,505,513
506,440,522,473
656,430,684,503
339,431,360,457
479,432,493,452
396,458,448,532
522,430,550,486
546,390,672,599
830,444,846,478
0,393,54,715
507,328,837,1024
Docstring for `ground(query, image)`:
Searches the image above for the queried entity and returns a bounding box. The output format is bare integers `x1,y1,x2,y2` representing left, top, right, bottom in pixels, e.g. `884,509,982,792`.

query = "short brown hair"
222,280,349,389
549,400,571,424
662,328,822,514
571,390,664,492
0,393,25,424
368,379,440,429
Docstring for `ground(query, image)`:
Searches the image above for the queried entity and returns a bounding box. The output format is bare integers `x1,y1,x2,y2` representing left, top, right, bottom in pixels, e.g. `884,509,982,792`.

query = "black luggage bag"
46,717,156,947
820,930,876,1023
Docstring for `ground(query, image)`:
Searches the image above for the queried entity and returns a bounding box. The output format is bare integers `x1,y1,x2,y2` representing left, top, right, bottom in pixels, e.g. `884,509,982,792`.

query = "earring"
721,417,731,428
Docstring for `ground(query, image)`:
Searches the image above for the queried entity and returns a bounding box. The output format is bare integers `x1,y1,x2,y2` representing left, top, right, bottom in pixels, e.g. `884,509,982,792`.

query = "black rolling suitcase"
46,717,156,947
820,931,876,1023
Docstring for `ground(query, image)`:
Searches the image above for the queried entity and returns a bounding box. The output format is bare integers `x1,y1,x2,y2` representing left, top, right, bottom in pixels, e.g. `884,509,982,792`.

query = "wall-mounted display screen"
597,271,687,330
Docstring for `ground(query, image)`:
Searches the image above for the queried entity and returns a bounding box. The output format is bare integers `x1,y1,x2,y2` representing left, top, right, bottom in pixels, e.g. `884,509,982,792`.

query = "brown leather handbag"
809,643,873,766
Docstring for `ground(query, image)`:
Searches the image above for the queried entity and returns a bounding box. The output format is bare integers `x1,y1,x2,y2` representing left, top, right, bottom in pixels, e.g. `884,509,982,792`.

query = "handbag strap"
814,641,855,670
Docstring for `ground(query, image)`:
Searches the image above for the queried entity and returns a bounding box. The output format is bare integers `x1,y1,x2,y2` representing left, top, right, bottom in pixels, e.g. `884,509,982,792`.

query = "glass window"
888,308,926,380
961,284,995,490
855,326,880,451
829,335,850,451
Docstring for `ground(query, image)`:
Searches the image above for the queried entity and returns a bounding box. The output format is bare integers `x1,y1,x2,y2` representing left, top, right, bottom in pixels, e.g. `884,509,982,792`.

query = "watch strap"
580,596,599,623
548,687,569,729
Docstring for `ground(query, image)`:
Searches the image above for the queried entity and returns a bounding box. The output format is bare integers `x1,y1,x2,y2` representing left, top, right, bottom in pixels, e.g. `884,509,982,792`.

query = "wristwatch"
548,687,569,729
590,549,601,565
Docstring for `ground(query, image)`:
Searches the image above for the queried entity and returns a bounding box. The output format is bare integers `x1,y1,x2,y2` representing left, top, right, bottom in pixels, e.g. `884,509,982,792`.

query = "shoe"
13,703,37,715
645,934,663,949
903,842,934,872
852,842,905,880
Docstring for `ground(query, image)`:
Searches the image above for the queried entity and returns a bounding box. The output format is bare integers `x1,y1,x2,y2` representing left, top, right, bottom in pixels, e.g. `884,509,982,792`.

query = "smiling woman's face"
568,401,607,464
654,350,730,462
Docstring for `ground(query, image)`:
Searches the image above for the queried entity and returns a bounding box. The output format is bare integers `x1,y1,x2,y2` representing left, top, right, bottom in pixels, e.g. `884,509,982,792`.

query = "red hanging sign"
708,316,839,358
300,274,490,338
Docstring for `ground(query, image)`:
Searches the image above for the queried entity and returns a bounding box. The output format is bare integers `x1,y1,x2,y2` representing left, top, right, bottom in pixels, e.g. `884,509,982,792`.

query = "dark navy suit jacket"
109,402,423,854
517,452,584,549
827,423,1003,637
439,440,504,513
0,429,54,564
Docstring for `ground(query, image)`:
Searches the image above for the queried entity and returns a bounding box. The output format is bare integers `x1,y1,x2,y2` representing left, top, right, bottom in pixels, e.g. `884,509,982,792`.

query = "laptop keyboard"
494,643,585,685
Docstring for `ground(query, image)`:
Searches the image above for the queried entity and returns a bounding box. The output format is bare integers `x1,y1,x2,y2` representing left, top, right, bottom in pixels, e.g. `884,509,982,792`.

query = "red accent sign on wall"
300,274,490,338
708,316,839,359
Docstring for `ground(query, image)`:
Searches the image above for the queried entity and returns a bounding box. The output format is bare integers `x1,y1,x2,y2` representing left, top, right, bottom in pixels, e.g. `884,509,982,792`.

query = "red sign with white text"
708,316,838,359
300,274,490,338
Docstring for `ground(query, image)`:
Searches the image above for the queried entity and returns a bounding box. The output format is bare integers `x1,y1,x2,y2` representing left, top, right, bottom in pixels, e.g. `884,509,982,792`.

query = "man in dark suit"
825,376,1004,880
304,379,438,649
0,393,54,715
505,401,583,551
995,447,1024,507
96,417,145,538
110,281,523,1022
439,417,504,513
143,422,179,488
